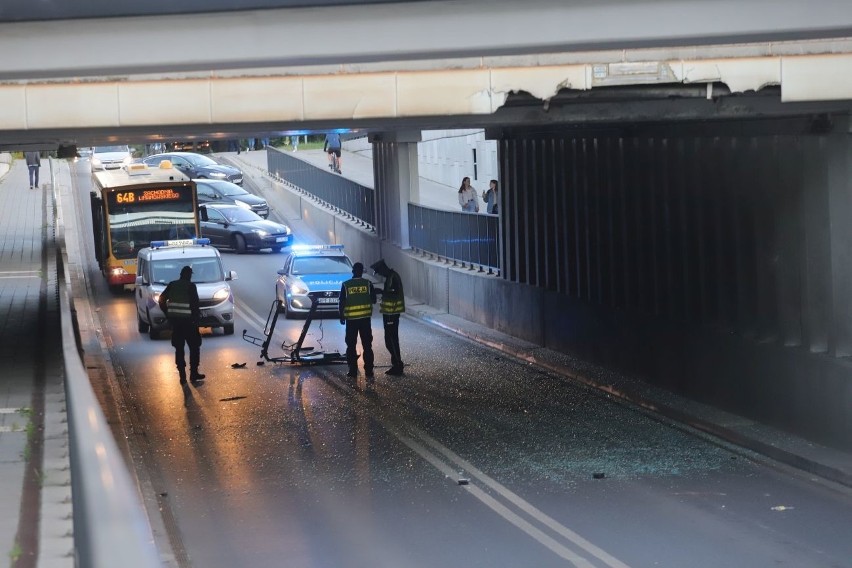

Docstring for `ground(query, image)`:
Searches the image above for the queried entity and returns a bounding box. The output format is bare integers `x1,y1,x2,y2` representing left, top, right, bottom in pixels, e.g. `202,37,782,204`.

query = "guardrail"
52,159,161,568
408,203,500,274
266,147,376,228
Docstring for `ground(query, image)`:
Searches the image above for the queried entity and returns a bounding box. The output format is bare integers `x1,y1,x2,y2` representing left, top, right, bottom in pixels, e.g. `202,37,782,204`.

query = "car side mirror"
226,270,238,281
135,275,148,286
276,269,286,276
198,206,208,222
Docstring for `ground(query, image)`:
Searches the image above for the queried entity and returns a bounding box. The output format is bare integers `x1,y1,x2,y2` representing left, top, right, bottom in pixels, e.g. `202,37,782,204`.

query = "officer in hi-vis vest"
159,265,205,384
339,262,377,381
370,258,405,376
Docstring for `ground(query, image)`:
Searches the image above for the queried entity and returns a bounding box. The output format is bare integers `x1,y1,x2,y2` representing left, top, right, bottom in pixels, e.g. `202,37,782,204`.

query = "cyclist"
324,132,342,174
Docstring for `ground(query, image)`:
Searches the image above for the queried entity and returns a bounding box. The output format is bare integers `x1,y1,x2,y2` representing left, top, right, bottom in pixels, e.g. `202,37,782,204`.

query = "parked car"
200,203,291,253
92,145,133,170
195,179,270,218
143,152,243,185
275,244,353,318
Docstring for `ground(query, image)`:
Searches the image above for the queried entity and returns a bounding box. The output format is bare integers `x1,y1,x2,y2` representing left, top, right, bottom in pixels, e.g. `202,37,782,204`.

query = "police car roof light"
149,237,211,249
291,243,344,252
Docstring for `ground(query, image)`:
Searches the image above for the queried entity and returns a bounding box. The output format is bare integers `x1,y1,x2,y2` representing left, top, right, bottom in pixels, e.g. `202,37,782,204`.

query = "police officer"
339,262,377,381
370,259,405,375
158,265,205,384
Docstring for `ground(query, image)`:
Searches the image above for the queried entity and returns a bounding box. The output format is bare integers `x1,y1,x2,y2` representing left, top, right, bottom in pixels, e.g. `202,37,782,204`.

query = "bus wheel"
233,234,247,254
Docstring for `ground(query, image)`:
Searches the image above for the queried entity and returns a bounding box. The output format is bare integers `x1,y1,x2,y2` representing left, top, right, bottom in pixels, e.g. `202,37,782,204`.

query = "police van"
135,238,237,339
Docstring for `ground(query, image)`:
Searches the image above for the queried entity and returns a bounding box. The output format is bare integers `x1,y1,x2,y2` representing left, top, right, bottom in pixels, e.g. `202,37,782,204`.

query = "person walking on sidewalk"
25,151,40,189
158,266,206,384
339,262,376,382
371,259,406,375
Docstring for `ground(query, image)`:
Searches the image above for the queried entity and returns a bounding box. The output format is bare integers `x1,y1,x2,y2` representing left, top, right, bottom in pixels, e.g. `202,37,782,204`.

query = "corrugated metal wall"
498,117,852,358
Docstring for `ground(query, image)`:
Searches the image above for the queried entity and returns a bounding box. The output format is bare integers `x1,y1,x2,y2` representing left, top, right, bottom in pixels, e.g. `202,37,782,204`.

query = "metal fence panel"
408,203,499,273
266,148,375,227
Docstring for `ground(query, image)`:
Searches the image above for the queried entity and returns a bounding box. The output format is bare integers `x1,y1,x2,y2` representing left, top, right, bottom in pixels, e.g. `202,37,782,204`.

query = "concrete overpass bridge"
2,0,852,452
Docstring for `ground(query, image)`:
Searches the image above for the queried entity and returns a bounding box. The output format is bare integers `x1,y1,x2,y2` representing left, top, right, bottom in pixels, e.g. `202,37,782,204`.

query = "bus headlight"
110,267,129,277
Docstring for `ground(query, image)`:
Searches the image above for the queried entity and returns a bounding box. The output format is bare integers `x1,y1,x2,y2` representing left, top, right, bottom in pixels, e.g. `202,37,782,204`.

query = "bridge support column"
371,130,422,248
825,117,852,357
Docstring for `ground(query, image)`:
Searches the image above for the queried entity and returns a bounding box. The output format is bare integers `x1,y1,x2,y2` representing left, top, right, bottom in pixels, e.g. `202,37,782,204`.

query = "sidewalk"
230,146,852,490
0,156,73,568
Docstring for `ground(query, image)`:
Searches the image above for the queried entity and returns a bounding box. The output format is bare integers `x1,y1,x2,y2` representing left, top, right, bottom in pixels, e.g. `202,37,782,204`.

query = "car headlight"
152,292,161,304
289,281,309,295
209,171,227,179
234,200,251,210
213,287,231,301
252,229,269,237
91,158,103,168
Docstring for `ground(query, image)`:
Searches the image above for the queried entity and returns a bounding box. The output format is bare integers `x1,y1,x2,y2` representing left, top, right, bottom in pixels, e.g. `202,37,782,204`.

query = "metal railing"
267,147,375,228
408,203,500,273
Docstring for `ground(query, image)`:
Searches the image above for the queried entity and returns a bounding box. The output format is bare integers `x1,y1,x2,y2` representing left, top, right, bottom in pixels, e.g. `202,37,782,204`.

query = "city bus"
90,161,200,292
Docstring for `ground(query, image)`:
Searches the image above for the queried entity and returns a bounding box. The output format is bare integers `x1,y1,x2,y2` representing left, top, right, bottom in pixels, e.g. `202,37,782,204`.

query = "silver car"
135,239,238,339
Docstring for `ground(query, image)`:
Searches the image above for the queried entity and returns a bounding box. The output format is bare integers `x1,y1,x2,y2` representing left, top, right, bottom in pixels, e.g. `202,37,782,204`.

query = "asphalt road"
70,159,852,568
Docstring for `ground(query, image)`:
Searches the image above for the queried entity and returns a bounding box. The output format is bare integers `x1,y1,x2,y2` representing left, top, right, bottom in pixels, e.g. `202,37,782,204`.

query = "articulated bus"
90,162,200,292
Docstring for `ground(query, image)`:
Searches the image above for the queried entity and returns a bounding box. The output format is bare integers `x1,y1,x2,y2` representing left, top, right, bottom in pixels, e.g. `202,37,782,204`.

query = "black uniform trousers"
345,317,374,374
170,319,202,373
382,314,403,370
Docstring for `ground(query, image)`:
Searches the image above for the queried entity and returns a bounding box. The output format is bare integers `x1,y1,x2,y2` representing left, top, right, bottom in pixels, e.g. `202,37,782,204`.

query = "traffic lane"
104,299,582,567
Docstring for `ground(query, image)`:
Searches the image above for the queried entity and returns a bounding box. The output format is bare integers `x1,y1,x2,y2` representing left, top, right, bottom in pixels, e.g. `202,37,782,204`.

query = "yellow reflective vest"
161,279,196,320
380,270,405,314
341,277,373,319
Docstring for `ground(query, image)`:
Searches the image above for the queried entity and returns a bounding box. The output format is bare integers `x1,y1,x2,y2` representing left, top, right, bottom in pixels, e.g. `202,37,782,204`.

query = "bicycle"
328,150,341,174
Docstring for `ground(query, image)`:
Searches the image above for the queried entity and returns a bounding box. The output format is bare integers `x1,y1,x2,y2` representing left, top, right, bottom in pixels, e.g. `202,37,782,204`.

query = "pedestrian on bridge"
371,258,405,376
324,132,342,173
339,262,376,383
159,266,205,385
24,151,40,189
458,176,479,212
483,179,499,215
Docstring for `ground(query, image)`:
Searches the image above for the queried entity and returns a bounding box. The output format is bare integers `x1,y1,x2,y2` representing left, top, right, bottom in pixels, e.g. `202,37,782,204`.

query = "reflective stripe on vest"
379,272,405,314
167,280,193,319
342,278,372,319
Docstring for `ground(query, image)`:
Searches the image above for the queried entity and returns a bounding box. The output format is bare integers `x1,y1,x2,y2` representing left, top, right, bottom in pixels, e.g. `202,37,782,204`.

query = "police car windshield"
291,256,352,275
151,258,223,284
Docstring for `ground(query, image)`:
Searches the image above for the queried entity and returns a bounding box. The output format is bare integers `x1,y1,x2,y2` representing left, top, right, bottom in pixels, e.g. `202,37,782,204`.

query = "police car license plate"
317,298,336,304
275,237,286,242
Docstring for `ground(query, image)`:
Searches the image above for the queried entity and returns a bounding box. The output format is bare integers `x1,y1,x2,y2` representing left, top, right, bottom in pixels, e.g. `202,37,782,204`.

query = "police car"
135,238,238,339
275,244,353,318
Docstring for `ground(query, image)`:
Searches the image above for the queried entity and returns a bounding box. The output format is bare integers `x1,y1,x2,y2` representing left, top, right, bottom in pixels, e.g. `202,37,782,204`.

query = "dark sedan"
195,179,270,218
143,152,243,185
200,203,292,253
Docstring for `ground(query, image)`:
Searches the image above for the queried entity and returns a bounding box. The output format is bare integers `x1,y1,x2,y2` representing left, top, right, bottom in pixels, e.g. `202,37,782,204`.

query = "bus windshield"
108,201,197,259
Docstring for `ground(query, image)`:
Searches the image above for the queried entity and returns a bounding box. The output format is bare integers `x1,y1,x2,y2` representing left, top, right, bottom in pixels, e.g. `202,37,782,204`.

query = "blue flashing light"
291,243,344,252
149,237,211,249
